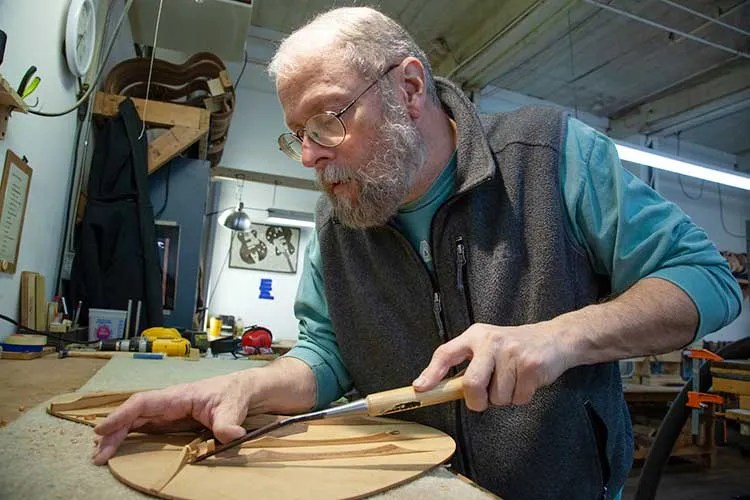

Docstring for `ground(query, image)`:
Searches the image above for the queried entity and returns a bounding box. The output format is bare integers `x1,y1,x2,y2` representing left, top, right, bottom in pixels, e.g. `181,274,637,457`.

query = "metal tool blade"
190,398,368,463
191,419,287,463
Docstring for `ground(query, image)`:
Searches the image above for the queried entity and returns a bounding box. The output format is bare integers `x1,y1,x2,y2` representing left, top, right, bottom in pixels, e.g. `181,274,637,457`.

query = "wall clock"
65,0,97,77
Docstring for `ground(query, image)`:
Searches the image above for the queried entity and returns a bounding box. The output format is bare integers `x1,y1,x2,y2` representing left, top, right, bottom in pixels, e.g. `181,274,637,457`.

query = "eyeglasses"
278,63,400,161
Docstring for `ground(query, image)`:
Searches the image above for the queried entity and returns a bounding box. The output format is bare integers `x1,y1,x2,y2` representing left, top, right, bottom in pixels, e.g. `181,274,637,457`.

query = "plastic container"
208,316,223,340
88,308,127,341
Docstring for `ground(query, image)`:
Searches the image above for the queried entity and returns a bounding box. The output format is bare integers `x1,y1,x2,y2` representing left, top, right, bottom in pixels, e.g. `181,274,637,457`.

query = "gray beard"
317,87,425,229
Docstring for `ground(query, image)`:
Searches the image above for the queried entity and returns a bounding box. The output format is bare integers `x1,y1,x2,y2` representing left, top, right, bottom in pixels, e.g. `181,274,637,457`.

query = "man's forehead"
277,65,363,123
277,60,359,96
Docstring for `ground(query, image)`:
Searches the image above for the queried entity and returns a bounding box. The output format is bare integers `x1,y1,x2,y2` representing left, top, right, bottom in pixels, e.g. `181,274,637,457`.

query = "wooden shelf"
0,75,28,140
93,92,210,174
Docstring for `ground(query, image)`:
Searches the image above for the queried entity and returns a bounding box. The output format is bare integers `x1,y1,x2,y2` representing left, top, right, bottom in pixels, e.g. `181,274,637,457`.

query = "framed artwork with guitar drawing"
229,223,300,273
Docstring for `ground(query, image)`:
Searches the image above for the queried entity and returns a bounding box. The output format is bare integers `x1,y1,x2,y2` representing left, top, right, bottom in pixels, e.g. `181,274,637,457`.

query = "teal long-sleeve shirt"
285,117,743,409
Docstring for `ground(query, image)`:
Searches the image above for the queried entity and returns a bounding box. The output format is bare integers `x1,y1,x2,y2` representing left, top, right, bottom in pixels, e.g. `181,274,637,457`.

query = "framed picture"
229,223,300,273
155,221,180,312
0,150,32,274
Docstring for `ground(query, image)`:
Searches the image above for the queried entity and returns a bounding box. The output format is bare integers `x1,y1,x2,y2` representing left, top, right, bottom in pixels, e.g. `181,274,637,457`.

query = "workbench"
0,356,494,499
624,382,716,466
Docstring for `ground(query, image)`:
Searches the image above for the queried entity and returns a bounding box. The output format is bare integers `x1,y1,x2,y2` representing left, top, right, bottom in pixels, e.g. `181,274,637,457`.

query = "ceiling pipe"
583,0,750,60
644,92,750,137
657,0,750,37
444,0,546,79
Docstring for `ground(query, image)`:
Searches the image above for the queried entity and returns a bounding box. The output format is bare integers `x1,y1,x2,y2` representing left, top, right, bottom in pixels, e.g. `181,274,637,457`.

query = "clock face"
77,3,93,68
65,0,96,77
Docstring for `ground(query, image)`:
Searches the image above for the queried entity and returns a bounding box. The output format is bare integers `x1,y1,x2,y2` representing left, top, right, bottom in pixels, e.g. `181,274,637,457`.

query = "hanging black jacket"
70,98,163,332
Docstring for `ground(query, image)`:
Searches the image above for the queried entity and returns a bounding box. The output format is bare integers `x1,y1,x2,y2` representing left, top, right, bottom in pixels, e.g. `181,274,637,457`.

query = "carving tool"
17,65,40,100
191,375,464,463
123,299,132,339
133,300,142,337
72,300,83,329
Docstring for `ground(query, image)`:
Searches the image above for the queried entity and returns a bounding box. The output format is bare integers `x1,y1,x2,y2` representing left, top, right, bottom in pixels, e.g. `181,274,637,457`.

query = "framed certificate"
0,150,32,274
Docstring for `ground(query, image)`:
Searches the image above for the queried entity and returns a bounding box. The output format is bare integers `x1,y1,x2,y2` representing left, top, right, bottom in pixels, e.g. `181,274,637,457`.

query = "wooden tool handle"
64,351,114,359
366,376,464,416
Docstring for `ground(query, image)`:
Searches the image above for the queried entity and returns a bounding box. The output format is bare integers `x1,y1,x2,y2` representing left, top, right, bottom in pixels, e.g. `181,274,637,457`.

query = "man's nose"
300,136,334,169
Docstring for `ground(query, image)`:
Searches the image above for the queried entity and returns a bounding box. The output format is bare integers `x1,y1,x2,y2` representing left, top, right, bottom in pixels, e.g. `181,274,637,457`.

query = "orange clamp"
687,391,724,409
685,348,723,362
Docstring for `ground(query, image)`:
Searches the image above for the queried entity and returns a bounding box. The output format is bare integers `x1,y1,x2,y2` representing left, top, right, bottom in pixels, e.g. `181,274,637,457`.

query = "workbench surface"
0,356,494,499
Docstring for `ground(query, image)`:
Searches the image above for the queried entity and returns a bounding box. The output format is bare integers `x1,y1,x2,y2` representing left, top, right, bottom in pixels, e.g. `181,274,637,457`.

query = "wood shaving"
183,437,215,463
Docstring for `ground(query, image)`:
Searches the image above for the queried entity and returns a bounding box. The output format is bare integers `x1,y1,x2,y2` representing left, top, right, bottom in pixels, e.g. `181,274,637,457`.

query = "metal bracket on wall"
0,75,28,140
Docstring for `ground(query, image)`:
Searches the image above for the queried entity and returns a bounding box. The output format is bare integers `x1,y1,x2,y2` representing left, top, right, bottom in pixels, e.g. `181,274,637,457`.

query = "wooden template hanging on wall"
229,223,300,273
0,150,32,274
48,391,456,500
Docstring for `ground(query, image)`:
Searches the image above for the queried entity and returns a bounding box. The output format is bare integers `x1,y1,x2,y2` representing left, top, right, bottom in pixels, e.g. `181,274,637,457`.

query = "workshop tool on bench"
17,65,40,102
241,325,273,355
208,326,274,358
123,299,132,339
191,374,465,463
685,348,725,441
58,348,114,360
97,327,191,357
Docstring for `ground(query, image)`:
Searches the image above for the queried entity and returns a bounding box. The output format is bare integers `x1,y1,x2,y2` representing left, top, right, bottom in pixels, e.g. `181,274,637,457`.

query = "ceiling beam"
433,0,578,88
211,166,319,192
609,61,750,139
738,151,750,174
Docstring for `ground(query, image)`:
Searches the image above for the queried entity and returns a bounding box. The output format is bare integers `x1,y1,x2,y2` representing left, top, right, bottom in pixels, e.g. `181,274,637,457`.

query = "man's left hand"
412,322,577,411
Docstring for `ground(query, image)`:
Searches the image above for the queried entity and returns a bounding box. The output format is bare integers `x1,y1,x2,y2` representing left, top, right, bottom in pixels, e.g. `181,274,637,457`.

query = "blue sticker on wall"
259,278,274,300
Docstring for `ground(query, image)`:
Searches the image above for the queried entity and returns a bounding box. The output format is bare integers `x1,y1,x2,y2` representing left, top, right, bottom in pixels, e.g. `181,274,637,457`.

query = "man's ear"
399,57,426,120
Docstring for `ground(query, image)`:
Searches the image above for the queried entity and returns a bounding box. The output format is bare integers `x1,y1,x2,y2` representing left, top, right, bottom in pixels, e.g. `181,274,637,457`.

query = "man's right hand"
92,370,257,465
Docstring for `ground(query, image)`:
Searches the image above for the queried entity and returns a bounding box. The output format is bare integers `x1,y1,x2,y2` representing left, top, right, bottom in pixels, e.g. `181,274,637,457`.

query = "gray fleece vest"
315,77,633,500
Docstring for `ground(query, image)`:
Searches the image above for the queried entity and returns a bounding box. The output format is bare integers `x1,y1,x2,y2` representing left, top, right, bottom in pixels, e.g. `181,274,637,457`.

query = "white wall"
0,1,135,340
200,48,324,342
205,179,319,341
0,1,86,339
221,77,314,181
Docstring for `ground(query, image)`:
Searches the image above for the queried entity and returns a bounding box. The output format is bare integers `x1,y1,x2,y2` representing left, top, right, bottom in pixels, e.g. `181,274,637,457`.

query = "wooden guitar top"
48,391,456,499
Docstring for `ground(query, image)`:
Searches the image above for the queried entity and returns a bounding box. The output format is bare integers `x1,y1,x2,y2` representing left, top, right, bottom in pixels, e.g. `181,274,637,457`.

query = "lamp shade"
218,202,252,231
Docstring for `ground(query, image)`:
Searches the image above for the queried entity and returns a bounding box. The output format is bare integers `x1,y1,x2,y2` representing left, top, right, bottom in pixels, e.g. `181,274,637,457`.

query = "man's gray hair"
268,6,439,103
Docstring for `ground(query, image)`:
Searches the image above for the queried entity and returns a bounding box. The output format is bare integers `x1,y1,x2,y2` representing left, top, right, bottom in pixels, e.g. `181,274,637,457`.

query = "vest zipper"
432,292,447,341
455,236,475,324
456,238,465,291
384,222,447,344
584,400,611,499
449,237,476,479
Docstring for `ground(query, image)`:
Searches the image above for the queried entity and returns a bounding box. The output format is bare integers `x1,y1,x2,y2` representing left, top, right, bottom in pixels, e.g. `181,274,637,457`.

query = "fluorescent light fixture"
266,208,315,228
614,142,750,191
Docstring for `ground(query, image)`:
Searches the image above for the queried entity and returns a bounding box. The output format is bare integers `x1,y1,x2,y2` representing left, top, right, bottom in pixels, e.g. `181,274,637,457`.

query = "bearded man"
93,7,741,499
